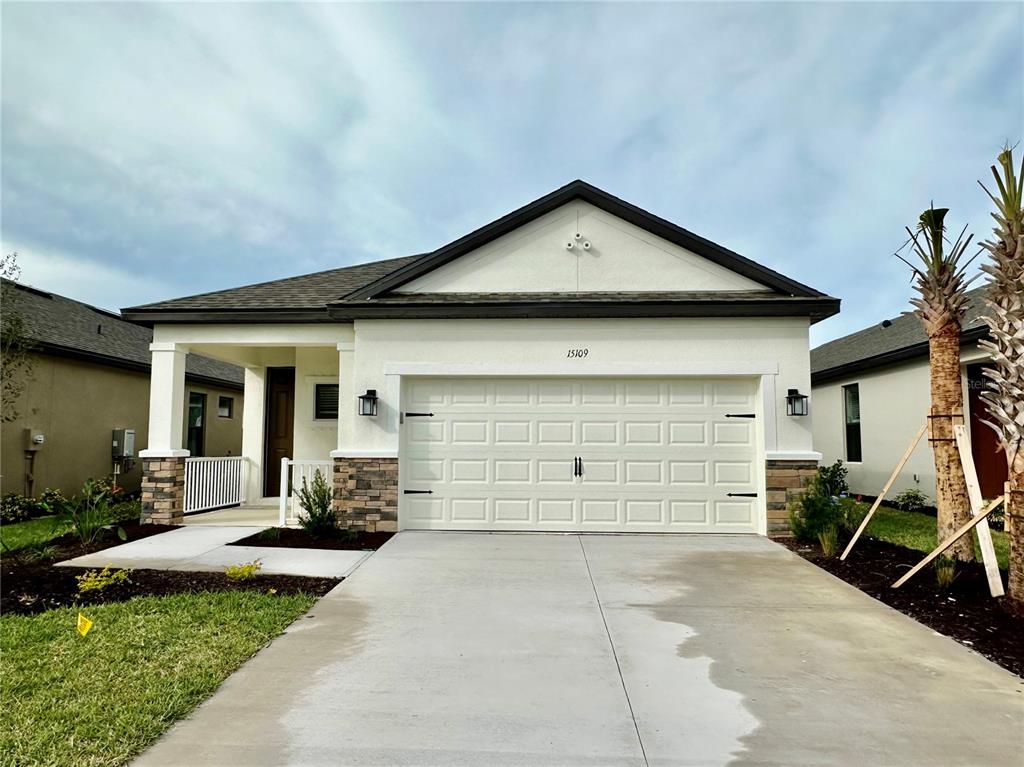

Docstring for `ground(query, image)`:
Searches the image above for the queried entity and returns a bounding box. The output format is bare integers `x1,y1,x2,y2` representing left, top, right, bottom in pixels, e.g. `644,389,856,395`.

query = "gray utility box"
112,429,136,460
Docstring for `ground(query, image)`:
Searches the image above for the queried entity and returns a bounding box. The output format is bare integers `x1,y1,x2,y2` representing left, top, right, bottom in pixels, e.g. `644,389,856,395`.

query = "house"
0,280,244,499
811,286,1006,502
123,180,840,533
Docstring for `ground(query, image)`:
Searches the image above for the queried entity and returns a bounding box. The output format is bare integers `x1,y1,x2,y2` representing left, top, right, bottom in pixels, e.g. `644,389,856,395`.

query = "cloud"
2,2,1021,343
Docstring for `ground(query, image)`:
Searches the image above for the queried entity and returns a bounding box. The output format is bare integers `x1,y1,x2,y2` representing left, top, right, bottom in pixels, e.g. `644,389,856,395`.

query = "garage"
399,377,763,533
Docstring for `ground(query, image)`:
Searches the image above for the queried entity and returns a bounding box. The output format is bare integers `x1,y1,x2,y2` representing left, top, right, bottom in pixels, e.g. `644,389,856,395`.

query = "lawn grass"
0,591,315,767
863,505,1009,570
0,516,71,552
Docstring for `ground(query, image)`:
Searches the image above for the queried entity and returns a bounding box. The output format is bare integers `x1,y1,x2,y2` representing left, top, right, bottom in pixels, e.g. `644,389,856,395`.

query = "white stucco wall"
397,202,768,294
341,317,815,458
293,347,340,460
811,342,987,501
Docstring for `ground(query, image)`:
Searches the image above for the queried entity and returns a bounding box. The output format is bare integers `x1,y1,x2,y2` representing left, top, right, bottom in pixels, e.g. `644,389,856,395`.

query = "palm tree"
898,208,977,561
978,147,1024,609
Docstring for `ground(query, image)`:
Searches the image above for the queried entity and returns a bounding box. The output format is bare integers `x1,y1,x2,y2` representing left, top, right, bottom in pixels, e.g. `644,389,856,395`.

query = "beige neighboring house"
1,280,244,498
811,286,1006,503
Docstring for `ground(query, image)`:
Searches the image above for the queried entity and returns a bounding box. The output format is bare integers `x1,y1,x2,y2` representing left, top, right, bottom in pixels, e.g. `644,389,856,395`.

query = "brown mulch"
1,523,339,616
783,534,1024,678
227,527,394,551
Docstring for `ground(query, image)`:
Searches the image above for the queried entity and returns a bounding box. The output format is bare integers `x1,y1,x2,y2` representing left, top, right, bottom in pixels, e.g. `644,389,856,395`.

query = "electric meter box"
112,429,136,460
24,429,45,451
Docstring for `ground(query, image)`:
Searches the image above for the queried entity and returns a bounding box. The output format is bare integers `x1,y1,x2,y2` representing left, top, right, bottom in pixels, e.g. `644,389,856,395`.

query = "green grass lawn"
0,591,316,767
862,505,1009,570
0,516,71,552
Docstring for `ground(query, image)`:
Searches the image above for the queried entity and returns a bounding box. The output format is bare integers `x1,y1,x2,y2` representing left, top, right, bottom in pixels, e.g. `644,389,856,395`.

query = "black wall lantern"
358,389,379,417
786,388,809,417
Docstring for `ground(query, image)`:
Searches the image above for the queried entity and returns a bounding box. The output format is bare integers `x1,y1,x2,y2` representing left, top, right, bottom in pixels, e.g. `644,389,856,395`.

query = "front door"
263,367,296,496
187,392,206,457
967,364,1008,498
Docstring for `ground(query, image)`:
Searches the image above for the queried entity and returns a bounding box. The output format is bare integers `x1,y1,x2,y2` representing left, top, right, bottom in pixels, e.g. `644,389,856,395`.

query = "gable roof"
123,181,839,324
4,280,244,389
810,286,990,384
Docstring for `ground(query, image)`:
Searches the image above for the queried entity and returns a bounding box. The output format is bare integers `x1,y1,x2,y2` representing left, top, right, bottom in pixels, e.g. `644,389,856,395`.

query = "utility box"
24,429,45,451
112,429,136,460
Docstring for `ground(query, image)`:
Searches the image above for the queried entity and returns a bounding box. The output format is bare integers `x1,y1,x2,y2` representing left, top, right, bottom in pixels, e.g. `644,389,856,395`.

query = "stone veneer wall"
141,456,186,525
333,457,399,533
765,459,819,537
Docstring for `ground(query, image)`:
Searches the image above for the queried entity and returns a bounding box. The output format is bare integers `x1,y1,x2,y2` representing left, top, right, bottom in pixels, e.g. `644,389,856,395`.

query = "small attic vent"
881,319,893,328
97,324,103,335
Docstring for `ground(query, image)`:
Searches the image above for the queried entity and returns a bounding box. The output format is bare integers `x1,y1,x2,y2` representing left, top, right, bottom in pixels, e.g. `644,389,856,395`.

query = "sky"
2,2,1022,347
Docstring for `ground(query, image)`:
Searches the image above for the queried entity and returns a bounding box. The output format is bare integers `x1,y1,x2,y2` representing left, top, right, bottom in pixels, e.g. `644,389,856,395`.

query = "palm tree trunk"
1006,457,1024,608
929,322,974,561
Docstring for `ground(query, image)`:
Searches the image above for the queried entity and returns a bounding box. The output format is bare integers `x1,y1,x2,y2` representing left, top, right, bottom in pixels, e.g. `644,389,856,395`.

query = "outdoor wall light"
358,389,379,417
786,389,809,417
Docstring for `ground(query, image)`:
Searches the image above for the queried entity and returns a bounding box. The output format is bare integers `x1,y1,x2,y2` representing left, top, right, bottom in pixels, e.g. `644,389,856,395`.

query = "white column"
140,342,190,458
333,341,356,455
241,365,267,501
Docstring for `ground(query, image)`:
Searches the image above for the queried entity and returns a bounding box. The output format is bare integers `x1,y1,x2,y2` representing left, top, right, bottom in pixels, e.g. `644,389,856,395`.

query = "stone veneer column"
141,456,186,525
333,457,399,533
765,459,819,537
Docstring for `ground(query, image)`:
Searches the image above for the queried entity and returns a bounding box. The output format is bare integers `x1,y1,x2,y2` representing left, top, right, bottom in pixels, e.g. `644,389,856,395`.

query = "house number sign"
566,348,589,358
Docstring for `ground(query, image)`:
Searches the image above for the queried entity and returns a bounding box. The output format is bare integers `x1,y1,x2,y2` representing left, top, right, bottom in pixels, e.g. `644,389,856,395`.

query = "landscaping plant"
224,559,262,581
818,526,840,558
892,488,930,513
897,206,977,561
60,479,125,544
934,556,958,590
788,472,845,543
977,146,1024,610
76,566,132,594
295,469,338,538
818,459,849,497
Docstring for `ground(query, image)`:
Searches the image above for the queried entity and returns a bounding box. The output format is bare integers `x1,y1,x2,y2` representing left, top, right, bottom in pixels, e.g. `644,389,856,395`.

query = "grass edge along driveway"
1,591,316,767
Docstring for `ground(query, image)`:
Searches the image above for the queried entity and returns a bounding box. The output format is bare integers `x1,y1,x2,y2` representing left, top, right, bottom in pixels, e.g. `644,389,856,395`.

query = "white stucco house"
811,286,1006,503
123,181,839,535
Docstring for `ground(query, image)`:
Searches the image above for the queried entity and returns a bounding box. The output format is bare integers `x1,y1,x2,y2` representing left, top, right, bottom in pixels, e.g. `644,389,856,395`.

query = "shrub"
257,527,281,542
225,559,262,581
295,470,337,538
788,472,845,543
817,460,849,497
109,499,142,524
934,556,958,589
76,566,131,594
61,480,125,544
14,543,60,565
818,526,840,558
892,488,930,513
838,497,866,532
1,494,32,524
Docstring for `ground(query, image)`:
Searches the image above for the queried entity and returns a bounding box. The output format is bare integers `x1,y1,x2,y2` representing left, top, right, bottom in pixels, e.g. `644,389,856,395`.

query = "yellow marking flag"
76,613,93,637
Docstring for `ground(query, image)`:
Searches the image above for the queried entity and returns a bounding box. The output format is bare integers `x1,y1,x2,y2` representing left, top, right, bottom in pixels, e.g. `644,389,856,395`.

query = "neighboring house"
1,281,244,498
123,180,840,533
811,286,1006,502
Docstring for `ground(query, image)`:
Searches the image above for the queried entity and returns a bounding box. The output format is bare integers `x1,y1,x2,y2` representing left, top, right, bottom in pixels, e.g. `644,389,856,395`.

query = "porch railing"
279,458,334,526
184,456,247,514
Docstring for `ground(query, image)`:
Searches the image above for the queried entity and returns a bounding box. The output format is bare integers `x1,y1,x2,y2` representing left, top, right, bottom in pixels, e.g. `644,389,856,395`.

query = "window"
218,396,234,418
843,384,862,462
314,383,339,420
187,392,206,457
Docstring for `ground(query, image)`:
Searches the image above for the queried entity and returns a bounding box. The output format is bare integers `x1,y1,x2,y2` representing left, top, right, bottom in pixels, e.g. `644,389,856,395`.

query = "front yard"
862,504,1009,569
1,591,315,767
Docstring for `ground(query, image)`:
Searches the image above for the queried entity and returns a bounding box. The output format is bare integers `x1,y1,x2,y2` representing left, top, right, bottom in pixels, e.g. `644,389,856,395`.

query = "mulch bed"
1,524,339,616
227,527,394,551
783,534,1024,678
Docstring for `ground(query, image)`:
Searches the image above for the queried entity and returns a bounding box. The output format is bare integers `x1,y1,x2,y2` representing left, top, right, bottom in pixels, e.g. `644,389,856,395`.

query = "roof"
3,280,244,389
123,180,839,324
810,286,990,384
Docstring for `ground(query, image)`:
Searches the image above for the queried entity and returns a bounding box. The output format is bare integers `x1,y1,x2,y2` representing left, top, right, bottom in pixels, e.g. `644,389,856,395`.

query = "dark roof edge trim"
343,180,829,302
32,342,245,391
121,309,338,326
326,296,841,323
811,325,989,385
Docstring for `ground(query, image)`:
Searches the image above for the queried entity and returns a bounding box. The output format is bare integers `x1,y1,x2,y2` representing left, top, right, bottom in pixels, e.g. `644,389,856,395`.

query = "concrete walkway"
57,525,370,578
134,533,1023,766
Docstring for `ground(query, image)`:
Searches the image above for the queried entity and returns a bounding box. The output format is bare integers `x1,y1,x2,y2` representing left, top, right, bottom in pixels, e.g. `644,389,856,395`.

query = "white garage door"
400,378,761,533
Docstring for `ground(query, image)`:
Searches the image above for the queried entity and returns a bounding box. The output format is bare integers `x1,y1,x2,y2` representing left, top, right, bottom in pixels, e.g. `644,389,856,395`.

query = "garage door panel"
714,461,753,485
713,421,754,446
451,420,488,444
538,420,574,445
538,499,575,523
669,421,707,446
715,499,755,524
581,499,619,523
494,421,531,444
494,459,531,483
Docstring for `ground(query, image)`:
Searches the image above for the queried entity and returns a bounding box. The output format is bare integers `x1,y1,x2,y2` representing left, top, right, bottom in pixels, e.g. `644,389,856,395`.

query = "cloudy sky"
2,2,1021,346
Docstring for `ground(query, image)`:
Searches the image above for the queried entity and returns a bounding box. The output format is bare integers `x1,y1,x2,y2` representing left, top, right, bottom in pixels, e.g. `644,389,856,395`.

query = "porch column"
140,342,189,524
335,341,356,453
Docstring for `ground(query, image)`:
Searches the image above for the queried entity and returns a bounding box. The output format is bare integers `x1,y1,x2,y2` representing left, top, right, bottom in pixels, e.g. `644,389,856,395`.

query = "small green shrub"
76,566,131,594
225,559,262,581
14,542,60,565
789,472,845,543
838,497,866,532
817,460,849,497
892,488,930,513
61,479,125,544
257,527,281,542
109,499,142,524
818,525,840,558
295,470,337,538
934,556,958,589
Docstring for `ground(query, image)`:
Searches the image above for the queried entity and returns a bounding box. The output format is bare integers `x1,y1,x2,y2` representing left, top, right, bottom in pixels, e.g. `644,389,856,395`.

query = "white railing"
279,458,334,526
184,456,248,514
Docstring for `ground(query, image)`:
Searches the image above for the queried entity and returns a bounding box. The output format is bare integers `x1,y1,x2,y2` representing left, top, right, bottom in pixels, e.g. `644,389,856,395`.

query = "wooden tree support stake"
892,496,1005,589
840,423,927,561
953,424,1005,597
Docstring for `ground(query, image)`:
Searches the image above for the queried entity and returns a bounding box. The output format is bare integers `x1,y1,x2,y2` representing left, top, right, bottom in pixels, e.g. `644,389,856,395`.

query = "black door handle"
578,456,584,477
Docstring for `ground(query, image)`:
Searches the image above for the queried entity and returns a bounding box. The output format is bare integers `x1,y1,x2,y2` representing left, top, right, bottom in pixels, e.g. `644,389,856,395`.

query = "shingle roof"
4,280,243,387
810,286,990,381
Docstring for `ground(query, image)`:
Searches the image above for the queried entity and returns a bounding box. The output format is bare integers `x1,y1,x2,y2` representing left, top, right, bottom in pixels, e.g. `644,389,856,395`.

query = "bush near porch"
0,592,316,767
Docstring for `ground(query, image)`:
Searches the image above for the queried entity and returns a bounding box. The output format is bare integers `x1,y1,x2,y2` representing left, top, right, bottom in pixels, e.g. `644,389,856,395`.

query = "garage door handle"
404,412,434,418
727,492,758,498
403,489,434,494
725,413,756,418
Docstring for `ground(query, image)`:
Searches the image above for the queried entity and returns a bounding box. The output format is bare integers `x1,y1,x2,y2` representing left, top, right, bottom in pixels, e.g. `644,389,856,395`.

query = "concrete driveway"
135,533,1023,766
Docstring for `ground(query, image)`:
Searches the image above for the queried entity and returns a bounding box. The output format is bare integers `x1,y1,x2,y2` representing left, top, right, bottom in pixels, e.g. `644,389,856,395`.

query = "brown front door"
263,367,296,496
967,364,1008,498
